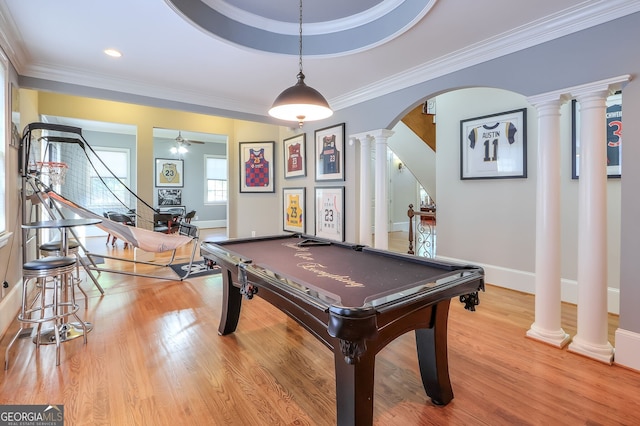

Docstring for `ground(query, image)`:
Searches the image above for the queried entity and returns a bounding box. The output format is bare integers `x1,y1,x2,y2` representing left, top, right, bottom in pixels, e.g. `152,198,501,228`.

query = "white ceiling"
1,0,639,123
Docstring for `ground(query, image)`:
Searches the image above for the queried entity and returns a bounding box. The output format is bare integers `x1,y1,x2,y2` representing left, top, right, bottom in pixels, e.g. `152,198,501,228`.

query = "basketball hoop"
35,161,69,185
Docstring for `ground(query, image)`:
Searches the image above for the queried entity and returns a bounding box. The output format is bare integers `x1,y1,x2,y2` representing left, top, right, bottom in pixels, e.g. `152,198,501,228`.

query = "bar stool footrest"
34,322,93,345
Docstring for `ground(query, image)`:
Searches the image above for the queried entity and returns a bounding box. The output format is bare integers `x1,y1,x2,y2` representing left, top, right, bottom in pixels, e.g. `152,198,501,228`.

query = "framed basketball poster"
315,186,344,242
239,141,275,193
283,187,306,233
158,188,182,206
315,123,345,181
155,158,184,187
283,133,306,178
460,108,527,180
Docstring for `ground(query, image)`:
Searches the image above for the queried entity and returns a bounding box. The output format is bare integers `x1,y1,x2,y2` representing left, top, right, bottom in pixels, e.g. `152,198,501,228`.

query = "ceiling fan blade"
188,139,205,144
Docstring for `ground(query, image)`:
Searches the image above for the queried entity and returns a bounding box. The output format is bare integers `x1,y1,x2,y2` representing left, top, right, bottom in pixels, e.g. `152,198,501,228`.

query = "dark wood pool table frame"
200,234,484,426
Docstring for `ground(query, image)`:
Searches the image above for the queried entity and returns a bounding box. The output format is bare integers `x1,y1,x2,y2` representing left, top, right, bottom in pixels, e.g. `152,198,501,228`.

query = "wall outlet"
251,231,256,237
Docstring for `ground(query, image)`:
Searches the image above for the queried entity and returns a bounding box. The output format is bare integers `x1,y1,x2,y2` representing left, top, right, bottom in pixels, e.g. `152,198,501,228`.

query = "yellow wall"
37,92,236,204
35,92,290,239
0,89,287,337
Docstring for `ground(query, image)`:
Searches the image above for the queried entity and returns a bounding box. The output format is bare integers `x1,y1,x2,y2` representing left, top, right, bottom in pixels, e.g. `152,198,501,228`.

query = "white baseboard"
0,279,22,339
561,278,619,315
614,328,640,372
436,256,619,314
192,219,226,229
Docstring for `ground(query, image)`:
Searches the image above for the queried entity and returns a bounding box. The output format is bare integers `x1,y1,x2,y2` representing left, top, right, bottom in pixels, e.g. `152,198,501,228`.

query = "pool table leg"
415,299,454,405
333,346,376,426
218,268,242,335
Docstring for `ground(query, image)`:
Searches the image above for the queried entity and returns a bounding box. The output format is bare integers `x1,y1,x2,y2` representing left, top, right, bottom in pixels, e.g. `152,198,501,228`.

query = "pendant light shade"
268,0,332,127
269,72,333,124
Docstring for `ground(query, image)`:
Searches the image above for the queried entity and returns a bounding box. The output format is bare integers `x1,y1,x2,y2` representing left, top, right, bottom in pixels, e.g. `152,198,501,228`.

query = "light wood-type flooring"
0,229,638,425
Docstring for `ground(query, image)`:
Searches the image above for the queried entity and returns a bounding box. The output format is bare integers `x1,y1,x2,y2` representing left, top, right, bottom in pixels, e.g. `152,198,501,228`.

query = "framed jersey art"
283,187,305,233
315,123,345,182
239,141,275,193
571,92,622,179
156,158,184,187
283,133,306,178
315,186,344,242
460,108,527,180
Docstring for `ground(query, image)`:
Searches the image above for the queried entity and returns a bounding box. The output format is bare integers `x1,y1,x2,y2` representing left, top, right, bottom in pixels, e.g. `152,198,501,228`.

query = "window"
205,155,227,203
89,148,130,209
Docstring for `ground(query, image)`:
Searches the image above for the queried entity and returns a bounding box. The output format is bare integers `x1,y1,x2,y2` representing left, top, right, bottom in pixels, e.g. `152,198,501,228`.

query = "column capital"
350,129,394,146
371,129,395,142
527,74,630,106
574,91,609,106
526,92,571,107
570,74,630,98
349,133,374,146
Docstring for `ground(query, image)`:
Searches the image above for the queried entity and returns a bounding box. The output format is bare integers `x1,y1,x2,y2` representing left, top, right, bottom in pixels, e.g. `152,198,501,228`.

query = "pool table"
200,233,484,425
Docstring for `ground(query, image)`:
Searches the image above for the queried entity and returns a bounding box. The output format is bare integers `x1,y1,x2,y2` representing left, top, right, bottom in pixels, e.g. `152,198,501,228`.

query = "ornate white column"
525,95,571,347
568,89,614,363
372,129,394,250
350,134,374,246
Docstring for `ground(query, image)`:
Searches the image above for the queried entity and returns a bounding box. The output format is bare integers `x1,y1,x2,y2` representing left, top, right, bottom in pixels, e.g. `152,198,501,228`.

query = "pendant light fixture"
268,0,333,127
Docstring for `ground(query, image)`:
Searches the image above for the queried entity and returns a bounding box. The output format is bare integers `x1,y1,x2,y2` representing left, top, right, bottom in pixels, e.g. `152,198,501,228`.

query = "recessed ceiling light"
104,48,122,58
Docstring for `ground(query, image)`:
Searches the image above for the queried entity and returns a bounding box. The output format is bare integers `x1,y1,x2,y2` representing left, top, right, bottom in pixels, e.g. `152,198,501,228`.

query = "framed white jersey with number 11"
460,108,527,180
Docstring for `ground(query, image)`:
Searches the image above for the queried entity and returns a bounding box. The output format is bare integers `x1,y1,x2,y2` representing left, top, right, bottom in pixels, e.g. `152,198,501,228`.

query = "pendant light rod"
298,0,303,75
268,0,333,127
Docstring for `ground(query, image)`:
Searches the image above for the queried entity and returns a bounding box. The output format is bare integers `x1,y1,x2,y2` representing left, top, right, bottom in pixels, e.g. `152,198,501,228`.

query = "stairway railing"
407,204,436,257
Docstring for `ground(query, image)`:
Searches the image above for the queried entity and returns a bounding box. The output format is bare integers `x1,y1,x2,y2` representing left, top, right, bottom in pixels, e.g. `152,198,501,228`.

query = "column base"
568,335,614,364
526,323,571,348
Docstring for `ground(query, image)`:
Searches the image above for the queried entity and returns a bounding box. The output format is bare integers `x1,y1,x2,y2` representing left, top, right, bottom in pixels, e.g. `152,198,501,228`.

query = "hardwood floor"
1,229,638,425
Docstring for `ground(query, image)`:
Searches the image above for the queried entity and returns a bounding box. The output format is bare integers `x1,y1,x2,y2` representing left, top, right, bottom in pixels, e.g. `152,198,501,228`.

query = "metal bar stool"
40,240,88,302
40,239,105,295
4,256,90,369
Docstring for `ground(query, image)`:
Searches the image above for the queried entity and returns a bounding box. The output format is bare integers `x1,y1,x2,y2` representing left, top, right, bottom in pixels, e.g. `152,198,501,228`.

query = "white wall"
388,154,419,231
388,121,436,201
436,88,537,272
434,87,621,312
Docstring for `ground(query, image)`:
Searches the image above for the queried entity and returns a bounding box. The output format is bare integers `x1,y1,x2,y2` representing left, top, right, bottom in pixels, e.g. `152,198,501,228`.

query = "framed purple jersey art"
315,123,345,182
240,141,275,192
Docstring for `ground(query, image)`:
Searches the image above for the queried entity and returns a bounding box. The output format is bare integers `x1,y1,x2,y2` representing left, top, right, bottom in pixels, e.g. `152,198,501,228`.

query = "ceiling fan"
175,131,205,147
171,131,205,155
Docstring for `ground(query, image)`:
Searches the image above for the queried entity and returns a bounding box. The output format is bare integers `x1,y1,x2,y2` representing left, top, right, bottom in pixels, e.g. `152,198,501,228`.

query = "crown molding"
24,62,268,116
0,2,26,72
4,0,640,118
331,0,640,110
203,0,410,35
